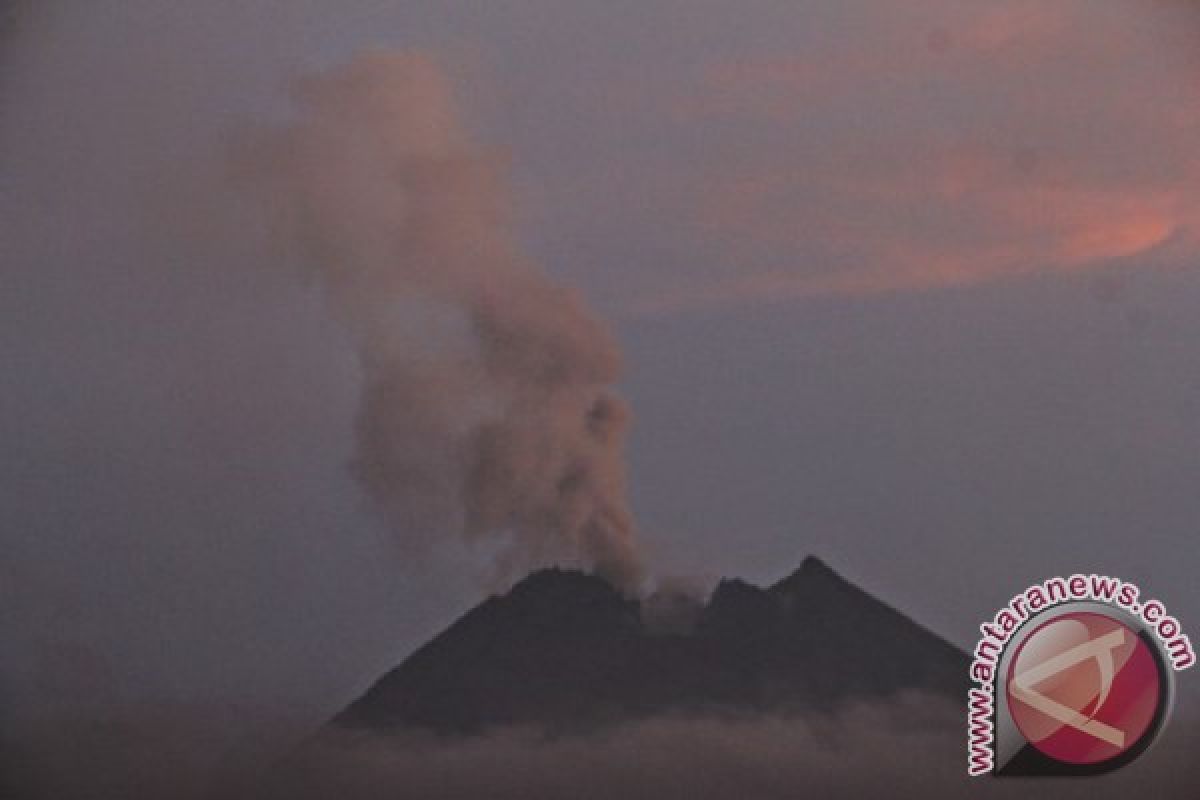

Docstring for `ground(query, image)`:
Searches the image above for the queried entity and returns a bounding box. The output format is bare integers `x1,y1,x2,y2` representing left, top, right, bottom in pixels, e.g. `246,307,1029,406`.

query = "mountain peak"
768,554,850,596
506,566,620,600
799,553,834,574
764,556,854,611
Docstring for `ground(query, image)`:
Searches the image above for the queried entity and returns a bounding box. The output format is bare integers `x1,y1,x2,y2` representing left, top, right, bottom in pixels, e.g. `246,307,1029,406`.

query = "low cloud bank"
13,696,1192,800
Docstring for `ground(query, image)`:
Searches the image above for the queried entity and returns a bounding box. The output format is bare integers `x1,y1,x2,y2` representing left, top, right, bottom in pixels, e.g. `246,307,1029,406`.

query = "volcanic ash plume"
243,51,643,590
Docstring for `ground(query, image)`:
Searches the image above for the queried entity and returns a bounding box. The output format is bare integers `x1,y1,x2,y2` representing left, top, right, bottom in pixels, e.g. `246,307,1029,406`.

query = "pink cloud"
638,0,1200,312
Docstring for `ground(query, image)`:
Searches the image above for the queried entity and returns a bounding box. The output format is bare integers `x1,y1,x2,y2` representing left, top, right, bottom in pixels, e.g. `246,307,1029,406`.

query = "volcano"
329,557,969,736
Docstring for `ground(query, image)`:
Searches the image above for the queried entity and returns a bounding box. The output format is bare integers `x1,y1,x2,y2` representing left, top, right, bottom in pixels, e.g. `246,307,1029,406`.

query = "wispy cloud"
631,0,1199,313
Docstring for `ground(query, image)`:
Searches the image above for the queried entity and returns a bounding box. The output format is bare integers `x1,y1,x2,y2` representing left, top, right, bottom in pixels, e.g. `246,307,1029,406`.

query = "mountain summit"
332,558,968,736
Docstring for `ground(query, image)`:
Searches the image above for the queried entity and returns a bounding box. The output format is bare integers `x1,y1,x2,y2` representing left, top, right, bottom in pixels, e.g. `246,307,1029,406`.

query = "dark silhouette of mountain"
331,557,968,736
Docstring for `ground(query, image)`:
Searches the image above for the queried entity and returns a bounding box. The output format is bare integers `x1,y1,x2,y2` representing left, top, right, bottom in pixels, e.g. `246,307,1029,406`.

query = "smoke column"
243,51,643,591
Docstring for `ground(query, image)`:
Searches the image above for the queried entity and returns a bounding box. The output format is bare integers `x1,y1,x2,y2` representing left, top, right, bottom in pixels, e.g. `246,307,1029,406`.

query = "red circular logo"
1006,612,1162,765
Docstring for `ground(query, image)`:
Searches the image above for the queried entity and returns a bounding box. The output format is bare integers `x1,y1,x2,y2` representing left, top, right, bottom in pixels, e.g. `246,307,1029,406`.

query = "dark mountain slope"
332,557,968,736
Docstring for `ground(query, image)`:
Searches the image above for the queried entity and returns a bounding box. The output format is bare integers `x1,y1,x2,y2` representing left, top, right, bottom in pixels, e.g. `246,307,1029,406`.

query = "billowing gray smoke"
243,51,643,591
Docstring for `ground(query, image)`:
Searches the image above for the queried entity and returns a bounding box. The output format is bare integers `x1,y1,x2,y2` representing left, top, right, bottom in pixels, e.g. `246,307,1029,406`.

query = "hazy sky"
2,0,1198,753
